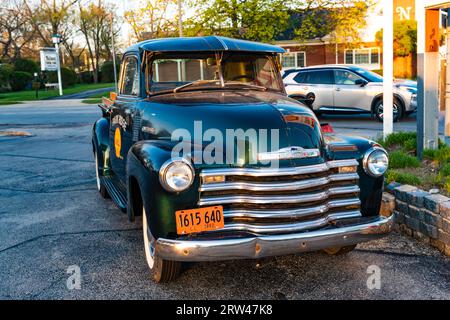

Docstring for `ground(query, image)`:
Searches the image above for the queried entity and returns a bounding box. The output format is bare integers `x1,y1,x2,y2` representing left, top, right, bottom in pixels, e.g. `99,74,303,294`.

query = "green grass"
81,91,109,104
0,83,114,104
377,131,417,150
389,150,421,169
386,170,422,186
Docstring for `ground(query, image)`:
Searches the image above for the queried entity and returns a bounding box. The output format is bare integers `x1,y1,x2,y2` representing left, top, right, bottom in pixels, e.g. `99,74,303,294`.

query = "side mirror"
355,79,367,87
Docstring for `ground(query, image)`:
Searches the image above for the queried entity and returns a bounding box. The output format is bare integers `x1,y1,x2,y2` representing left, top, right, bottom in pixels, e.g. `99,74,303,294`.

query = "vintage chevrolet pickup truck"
92,36,393,282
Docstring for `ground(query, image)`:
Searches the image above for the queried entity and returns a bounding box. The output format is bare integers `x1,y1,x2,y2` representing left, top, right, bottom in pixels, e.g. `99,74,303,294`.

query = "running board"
101,176,127,212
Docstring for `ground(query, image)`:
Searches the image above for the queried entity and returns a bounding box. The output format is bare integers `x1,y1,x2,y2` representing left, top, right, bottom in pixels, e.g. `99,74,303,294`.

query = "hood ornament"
257,147,320,161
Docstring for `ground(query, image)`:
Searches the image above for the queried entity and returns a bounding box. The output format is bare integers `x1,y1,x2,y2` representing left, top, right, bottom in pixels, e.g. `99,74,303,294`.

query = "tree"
124,0,179,41
376,20,417,57
77,0,120,83
185,0,290,43
292,0,373,46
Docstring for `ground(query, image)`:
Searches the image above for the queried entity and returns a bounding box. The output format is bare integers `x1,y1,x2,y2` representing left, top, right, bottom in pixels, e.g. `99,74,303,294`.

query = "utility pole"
178,0,183,37
52,34,63,96
382,0,393,138
110,13,118,92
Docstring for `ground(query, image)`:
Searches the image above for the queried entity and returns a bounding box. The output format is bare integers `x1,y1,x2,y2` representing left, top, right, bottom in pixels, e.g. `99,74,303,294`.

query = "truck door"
109,55,140,182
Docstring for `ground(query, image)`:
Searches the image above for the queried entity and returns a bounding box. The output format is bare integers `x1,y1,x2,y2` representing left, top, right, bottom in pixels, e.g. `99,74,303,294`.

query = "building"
277,0,417,78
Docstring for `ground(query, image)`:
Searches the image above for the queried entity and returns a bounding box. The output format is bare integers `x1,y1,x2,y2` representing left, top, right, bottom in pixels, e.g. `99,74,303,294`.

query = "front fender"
325,135,384,217
92,117,110,174
126,141,199,239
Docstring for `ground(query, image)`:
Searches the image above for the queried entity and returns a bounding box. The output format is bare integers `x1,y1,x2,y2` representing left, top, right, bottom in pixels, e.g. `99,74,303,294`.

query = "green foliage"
100,61,119,83
13,58,39,74
440,163,450,177
376,20,417,57
0,64,14,92
10,71,32,91
403,138,416,153
186,0,290,42
389,151,420,169
386,170,421,186
47,68,77,88
80,71,94,84
377,131,417,149
434,146,450,165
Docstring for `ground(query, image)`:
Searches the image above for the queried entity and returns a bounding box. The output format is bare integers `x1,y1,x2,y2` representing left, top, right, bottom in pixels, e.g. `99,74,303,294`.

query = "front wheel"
143,206,181,283
374,99,402,122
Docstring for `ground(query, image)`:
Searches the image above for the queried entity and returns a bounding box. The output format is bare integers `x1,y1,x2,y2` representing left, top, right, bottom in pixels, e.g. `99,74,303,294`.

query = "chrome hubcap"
377,103,399,119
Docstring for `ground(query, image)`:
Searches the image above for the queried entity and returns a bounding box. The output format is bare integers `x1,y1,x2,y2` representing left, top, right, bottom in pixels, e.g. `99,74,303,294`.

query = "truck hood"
141,90,325,167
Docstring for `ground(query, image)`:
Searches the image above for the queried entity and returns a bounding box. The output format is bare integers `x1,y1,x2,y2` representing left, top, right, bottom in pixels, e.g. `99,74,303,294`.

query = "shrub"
10,71,32,91
386,170,421,186
80,71,94,84
423,149,437,160
47,67,77,88
441,163,450,177
378,131,417,149
13,58,39,74
0,63,14,92
403,138,416,152
389,150,420,169
100,61,119,83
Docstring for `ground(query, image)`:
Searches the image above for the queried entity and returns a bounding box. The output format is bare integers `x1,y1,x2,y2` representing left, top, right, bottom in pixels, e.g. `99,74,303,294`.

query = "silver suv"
283,65,417,122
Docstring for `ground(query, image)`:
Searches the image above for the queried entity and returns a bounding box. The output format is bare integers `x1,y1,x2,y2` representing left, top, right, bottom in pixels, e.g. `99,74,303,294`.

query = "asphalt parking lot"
0,100,448,300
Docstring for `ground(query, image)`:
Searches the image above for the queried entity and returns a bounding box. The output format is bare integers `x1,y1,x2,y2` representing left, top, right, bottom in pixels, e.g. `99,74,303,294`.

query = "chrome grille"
198,159,361,235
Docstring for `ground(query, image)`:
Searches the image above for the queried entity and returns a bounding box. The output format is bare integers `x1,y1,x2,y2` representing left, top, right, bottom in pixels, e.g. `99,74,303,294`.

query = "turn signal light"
203,175,225,184
339,166,357,174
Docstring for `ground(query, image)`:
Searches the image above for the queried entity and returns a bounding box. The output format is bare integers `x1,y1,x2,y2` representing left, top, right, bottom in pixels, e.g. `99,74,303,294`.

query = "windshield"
148,52,282,94
352,67,383,83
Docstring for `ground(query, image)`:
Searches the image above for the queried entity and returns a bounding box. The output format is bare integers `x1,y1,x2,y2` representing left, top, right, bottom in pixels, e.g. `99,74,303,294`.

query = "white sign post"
383,0,394,138
40,48,58,72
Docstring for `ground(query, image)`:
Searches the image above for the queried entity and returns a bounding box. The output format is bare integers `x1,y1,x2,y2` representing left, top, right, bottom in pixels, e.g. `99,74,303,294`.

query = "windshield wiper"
223,81,267,91
173,79,220,93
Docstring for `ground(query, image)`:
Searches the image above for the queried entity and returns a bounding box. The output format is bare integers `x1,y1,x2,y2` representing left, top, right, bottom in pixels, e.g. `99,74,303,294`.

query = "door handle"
335,88,342,92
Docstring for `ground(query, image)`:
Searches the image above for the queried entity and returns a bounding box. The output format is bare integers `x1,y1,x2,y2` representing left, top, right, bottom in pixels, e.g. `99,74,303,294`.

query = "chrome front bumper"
155,215,394,262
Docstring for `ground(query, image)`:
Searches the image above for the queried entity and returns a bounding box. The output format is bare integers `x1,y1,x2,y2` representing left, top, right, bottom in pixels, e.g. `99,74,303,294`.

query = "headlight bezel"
363,147,389,178
159,157,195,192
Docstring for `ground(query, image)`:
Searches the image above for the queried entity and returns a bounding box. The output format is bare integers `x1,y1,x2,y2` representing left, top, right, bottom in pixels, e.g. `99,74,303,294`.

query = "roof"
125,36,285,54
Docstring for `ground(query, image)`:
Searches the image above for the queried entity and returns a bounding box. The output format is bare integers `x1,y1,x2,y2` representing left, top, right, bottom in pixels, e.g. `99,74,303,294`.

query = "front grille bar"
208,210,362,234
200,159,358,179
198,185,360,206
199,173,358,192
224,198,361,219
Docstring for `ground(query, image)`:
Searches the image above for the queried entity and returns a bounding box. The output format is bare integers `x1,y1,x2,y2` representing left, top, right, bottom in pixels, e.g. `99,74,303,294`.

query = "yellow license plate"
175,206,224,235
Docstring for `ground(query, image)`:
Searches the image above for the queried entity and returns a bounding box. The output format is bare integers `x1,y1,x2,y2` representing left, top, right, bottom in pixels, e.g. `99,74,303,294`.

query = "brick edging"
381,183,450,256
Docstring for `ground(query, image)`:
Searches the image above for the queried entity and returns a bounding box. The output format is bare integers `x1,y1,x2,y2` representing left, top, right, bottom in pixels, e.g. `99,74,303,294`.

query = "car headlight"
398,85,417,94
363,147,389,177
159,158,195,192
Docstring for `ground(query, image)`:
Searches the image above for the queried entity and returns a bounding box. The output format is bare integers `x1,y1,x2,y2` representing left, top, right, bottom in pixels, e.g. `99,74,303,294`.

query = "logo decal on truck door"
114,127,122,159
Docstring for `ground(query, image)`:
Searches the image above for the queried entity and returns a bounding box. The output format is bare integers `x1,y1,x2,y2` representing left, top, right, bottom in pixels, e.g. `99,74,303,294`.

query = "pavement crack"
0,154,92,163
0,227,141,254
355,248,440,259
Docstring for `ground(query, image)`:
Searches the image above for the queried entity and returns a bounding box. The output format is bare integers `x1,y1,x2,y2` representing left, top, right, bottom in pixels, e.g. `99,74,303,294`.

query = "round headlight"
159,158,194,192
363,148,389,177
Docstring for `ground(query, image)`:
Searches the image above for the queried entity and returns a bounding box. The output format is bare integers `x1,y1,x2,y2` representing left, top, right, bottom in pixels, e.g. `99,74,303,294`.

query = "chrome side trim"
200,159,358,178
155,215,394,262
198,185,360,206
210,210,362,234
199,173,358,192
224,198,361,219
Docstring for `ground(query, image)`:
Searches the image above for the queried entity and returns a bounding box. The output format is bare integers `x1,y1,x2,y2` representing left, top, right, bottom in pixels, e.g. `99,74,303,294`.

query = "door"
109,55,140,182
333,69,368,111
298,70,334,110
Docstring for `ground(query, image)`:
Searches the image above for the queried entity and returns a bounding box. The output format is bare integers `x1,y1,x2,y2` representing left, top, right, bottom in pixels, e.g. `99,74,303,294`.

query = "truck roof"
125,36,286,54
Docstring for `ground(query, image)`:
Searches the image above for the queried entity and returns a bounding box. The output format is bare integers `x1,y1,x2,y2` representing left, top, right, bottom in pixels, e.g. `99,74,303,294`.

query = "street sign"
40,48,58,71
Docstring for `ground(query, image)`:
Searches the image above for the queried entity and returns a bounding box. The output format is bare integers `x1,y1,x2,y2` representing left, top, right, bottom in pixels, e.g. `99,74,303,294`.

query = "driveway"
0,100,448,299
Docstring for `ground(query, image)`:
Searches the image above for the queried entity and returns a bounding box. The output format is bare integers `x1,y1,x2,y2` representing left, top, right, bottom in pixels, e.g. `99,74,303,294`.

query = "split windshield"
148,52,282,94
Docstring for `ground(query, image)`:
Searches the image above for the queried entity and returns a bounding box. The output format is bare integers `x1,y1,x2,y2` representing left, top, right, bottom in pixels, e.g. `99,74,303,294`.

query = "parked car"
283,65,417,122
92,37,393,283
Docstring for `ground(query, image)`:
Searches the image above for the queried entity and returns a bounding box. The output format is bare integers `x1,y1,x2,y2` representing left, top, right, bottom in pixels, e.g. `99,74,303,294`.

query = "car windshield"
352,67,383,83
148,52,282,94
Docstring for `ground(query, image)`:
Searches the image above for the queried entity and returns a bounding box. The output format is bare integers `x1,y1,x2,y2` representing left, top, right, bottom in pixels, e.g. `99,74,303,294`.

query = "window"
281,51,306,69
344,48,380,67
120,57,139,96
334,70,364,85
306,70,333,84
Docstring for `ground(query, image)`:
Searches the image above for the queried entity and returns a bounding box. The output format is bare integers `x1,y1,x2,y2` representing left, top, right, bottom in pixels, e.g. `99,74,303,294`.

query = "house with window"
276,0,414,76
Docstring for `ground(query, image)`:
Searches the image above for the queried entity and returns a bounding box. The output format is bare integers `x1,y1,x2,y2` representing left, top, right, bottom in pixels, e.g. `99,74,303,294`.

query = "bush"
13,58,39,74
386,170,422,186
100,61,119,83
440,163,450,177
80,71,94,84
389,150,421,169
378,131,417,149
10,71,32,91
0,63,14,92
47,67,77,88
